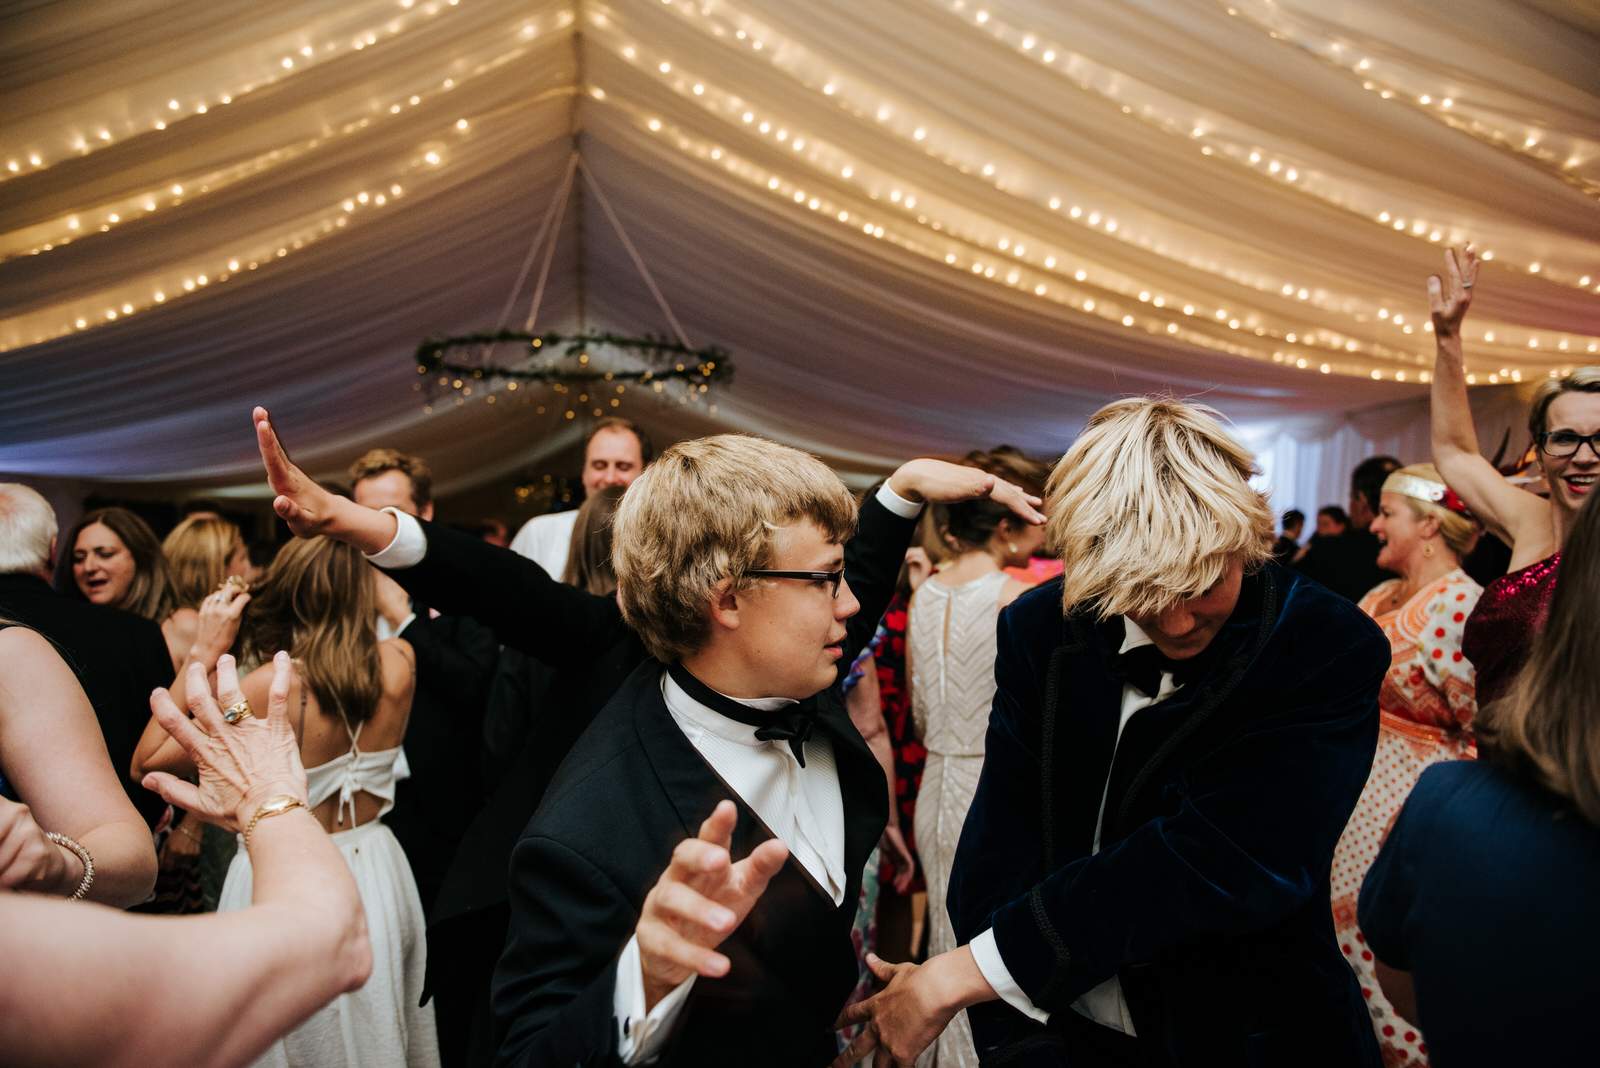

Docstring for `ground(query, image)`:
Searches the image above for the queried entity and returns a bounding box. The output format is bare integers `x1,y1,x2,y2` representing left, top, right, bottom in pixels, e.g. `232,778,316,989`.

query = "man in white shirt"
249,409,1042,1067
510,418,653,576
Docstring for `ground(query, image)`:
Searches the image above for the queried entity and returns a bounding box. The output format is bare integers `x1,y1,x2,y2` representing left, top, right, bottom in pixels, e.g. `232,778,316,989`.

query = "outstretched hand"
141,652,308,833
1427,245,1479,339
636,799,789,1012
831,947,995,1068
255,407,340,538
887,458,1046,526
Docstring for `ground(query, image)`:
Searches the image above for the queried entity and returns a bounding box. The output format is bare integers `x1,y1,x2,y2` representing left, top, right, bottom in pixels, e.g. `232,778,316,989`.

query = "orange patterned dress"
1332,569,1481,1067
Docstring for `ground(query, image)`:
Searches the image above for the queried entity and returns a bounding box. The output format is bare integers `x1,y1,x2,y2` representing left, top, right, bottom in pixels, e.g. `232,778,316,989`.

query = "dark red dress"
1460,552,1561,706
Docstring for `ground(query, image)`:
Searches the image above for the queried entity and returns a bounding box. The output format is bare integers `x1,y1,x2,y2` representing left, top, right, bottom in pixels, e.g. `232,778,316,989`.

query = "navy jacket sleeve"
379,519,631,665
974,598,1386,1011
400,611,500,713
841,493,917,668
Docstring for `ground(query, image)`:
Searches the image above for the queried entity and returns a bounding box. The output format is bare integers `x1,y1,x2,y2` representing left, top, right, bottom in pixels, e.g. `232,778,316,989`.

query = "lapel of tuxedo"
811,684,886,907
1043,612,1128,864
626,666,741,844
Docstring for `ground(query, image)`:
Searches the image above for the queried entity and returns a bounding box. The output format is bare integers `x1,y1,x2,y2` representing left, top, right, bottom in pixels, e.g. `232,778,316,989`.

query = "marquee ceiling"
3,0,1598,490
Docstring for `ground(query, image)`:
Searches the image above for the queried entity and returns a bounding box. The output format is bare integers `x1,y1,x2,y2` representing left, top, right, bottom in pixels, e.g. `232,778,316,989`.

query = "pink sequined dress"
1332,569,1482,1068
1460,552,1561,706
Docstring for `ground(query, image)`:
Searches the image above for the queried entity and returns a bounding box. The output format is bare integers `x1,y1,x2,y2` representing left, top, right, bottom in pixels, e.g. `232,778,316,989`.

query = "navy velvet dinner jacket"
949,563,1388,1068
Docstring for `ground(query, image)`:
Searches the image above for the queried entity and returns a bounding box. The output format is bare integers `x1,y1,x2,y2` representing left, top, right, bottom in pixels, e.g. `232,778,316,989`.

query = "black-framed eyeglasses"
744,569,845,598
1537,430,1600,459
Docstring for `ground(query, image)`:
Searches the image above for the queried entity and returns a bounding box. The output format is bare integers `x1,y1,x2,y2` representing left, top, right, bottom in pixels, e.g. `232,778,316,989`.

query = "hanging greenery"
414,330,733,389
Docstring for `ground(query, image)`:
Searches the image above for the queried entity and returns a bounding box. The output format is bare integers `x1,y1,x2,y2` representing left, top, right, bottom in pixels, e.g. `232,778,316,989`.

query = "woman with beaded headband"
1329,463,1482,1067
1430,246,1600,703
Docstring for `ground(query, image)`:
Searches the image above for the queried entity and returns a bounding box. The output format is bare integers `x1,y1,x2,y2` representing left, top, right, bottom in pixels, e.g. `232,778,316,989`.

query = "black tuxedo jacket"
377,496,915,1067
0,573,173,826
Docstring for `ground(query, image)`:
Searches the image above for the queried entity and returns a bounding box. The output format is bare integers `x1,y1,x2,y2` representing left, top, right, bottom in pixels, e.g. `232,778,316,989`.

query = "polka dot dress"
1331,571,1482,1068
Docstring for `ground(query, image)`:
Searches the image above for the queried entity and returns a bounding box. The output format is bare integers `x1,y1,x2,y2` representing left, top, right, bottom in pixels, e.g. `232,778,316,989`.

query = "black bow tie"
666,662,820,767
1106,643,1195,699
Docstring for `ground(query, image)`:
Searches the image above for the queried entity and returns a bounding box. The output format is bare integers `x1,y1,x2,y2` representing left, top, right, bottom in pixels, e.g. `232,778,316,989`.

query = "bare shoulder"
998,577,1034,610
378,638,415,697
163,607,200,640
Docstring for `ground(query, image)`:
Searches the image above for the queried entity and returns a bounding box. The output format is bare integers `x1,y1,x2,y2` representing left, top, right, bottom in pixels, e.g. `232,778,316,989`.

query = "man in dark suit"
252,410,1040,1067
837,399,1388,1068
0,483,173,829
347,449,500,918
1296,457,1402,601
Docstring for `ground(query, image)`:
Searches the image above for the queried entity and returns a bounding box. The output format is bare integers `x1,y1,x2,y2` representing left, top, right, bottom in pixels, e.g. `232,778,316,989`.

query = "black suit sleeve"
840,494,918,667
379,520,631,666
399,612,500,713
491,836,634,1068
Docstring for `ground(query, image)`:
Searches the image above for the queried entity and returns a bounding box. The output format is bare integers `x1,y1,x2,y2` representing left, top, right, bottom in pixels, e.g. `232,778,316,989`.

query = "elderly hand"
0,796,83,896
636,799,789,1012
141,653,308,833
1427,245,1479,340
887,458,1046,527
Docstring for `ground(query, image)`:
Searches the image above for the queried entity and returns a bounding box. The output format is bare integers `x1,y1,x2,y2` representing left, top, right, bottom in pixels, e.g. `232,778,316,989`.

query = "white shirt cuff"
970,928,1050,1024
613,934,696,1064
363,508,427,569
874,482,923,519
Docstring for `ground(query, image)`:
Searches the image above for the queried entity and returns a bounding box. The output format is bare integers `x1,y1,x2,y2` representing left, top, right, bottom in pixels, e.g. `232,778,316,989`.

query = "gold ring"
221,699,254,724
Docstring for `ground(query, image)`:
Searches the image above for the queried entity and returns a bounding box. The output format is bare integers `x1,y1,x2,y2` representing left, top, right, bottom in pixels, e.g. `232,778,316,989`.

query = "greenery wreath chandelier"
412,150,733,420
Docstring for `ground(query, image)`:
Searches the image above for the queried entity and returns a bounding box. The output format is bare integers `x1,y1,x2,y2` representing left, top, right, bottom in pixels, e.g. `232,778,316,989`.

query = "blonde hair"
1527,367,1600,440
612,434,856,662
1381,463,1474,558
163,515,242,609
237,536,383,723
1476,489,1600,826
1046,397,1274,619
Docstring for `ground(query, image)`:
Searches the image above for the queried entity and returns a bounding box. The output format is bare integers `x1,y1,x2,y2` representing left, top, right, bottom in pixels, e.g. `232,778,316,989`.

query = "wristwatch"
242,794,310,850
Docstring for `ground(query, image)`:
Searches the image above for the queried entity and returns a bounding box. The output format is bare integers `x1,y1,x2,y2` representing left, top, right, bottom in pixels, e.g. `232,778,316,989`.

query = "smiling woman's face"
73,523,136,606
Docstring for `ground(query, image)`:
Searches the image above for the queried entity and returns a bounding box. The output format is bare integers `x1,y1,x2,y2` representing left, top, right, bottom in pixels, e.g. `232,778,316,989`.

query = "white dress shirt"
509,509,580,577
970,617,1182,1038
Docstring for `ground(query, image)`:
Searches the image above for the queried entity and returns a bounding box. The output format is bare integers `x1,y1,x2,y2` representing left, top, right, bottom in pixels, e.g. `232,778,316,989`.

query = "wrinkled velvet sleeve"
974,609,1385,1013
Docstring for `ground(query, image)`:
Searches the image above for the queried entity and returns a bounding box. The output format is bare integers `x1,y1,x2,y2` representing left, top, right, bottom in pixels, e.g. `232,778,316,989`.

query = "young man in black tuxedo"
837,399,1388,1068
252,410,1041,1067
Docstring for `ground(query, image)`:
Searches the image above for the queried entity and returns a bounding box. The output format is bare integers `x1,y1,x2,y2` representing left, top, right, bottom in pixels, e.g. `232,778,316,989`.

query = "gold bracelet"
45,832,94,900
241,795,310,851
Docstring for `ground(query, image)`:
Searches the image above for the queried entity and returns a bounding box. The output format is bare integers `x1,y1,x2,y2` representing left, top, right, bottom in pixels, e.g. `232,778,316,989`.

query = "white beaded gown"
909,570,1009,1068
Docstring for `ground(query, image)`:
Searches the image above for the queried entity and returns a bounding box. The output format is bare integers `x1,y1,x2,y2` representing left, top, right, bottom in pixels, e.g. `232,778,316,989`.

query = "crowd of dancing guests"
2,249,1598,1068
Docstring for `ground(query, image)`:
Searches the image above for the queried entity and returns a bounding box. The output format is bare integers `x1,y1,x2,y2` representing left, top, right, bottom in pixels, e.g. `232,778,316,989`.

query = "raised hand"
635,799,789,1011
190,582,251,668
1427,245,1479,340
887,458,1046,526
254,407,397,554
141,653,308,833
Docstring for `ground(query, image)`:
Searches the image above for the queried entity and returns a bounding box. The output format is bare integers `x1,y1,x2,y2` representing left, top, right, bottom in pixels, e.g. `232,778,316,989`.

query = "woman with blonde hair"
908,446,1050,1068
1359,488,1600,1067
1430,247,1600,703
137,535,435,1068
1330,463,1482,1067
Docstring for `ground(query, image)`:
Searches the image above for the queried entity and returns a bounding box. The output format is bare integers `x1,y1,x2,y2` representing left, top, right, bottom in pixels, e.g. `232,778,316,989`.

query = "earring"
1423,543,1434,558
1009,543,1018,553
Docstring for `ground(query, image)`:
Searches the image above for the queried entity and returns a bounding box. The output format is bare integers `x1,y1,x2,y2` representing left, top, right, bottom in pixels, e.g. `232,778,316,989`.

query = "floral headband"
1384,472,1473,517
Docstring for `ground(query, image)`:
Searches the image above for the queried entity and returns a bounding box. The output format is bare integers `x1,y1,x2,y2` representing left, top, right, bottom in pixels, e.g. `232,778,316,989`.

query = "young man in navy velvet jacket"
837,398,1388,1068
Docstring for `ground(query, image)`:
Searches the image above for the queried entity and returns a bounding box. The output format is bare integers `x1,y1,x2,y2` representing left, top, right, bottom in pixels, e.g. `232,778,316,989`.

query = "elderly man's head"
0,483,59,579
1044,398,1273,659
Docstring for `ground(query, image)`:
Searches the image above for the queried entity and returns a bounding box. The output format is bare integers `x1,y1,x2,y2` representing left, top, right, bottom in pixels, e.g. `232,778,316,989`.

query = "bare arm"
0,654,371,1068
1429,247,1550,557
0,627,156,907
846,655,915,892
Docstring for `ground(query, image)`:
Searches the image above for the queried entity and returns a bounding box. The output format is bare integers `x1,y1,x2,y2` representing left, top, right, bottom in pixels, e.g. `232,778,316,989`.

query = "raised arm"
0,627,157,907
256,406,399,553
0,653,371,1068
1428,248,1549,556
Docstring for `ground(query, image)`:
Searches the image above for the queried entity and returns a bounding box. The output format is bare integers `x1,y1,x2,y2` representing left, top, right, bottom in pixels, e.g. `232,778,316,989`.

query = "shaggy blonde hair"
1046,397,1274,619
163,515,243,609
1381,463,1474,558
612,434,856,662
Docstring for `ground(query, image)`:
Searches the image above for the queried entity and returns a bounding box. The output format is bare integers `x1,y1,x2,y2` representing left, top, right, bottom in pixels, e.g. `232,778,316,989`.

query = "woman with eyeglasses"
1428,246,1600,705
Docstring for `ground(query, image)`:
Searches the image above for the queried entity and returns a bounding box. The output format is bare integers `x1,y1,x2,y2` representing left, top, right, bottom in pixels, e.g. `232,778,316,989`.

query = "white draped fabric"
2,0,1597,511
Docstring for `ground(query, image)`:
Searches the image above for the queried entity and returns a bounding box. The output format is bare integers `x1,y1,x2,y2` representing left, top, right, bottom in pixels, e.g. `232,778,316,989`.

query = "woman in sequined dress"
1428,246,1600,703
1331,464,1481,1068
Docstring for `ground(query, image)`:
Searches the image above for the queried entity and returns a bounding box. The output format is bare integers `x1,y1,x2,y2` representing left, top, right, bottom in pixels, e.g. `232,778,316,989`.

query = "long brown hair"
53,507,175,622
934,446,1051,554
1475,488,1600,826
238,537,383,723
163,515,242,610
561,485,625,595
